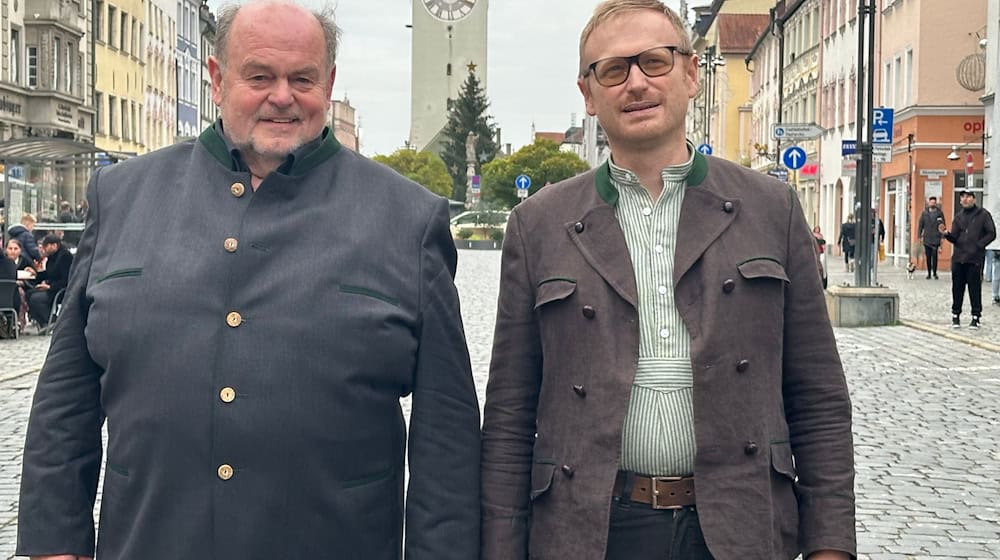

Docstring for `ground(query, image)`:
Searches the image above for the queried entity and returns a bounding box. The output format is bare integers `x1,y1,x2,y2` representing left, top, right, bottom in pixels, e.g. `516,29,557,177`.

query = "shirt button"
224,238,239,253
218,464,234,480
642,207,652,216
657,285,668,295
736,359,750,373
723,201,735,213
573,384,587,398
574,221,585,233
744,442,759,455
723,279,736,293
561,464,575,478
226,312,243,328
659,328,670,339
582,305,596,319
220,387,236,403
230,182,246,197
654,245,664,254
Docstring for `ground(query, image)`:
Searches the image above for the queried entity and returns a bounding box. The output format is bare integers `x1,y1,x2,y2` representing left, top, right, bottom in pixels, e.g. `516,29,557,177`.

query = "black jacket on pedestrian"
943,205,997,265
33,245,73,297
6,225,41,263
918,207,945,247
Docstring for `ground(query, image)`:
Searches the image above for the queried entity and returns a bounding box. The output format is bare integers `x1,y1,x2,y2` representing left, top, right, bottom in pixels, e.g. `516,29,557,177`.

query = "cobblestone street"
1,251,998,559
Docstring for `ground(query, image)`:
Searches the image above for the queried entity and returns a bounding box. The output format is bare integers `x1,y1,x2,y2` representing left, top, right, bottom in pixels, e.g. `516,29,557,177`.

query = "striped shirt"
609,144,696,476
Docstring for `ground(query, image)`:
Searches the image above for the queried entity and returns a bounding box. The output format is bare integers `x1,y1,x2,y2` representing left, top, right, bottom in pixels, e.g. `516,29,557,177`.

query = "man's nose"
623,61,650,92
268,79,295,107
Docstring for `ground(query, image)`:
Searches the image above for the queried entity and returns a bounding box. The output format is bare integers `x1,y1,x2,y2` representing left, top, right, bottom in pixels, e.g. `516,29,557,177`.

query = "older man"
17,2,480,559
480,1,856,559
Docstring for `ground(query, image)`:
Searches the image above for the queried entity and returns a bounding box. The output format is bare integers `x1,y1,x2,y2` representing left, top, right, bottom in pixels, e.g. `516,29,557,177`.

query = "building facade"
94,0,146,156
818,0,861,251
176,0,199,139
144,0,176,151
330,95,358,151
2,0,96,212
877,0,987,266
198,0,217,132
409,0,487,153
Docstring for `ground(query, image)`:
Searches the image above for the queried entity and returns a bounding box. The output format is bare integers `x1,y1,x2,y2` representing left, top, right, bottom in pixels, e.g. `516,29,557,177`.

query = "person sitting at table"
27,234,72,329
5,238,35,330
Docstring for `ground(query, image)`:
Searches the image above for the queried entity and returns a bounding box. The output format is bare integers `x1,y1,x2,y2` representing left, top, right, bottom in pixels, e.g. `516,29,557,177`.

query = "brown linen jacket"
481,153,856,560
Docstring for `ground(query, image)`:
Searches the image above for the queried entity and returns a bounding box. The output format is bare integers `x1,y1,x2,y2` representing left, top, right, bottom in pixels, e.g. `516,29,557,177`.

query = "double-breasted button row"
231,182,246,197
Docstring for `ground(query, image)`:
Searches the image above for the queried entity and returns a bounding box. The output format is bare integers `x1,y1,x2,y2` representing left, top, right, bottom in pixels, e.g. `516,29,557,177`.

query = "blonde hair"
578,0,692,76
20,213,36,225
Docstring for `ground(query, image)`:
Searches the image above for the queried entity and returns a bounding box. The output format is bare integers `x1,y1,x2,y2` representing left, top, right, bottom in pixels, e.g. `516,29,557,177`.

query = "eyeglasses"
583,46,691,87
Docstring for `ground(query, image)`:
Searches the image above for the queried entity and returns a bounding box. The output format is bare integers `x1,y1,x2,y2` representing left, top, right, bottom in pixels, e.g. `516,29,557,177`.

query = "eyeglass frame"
582,45,693,87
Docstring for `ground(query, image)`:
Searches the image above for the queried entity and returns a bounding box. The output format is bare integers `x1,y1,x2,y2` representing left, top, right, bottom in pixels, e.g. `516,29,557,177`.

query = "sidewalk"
828,260,1000,349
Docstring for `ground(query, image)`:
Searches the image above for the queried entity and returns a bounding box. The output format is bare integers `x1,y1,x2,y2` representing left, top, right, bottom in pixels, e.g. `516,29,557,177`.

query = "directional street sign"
697,143,713,155
515,174,531,190
771,123,824,140
841,140,857,157
872,144,892,163
782,146,807,170
767,168,789,182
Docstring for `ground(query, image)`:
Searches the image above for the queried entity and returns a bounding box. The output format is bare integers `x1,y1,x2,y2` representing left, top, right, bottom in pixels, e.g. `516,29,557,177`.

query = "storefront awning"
0,137,133,162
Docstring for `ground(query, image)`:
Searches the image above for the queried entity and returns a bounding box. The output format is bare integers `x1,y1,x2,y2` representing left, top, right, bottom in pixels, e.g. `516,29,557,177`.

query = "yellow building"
688,0,772,165
94,0,147,156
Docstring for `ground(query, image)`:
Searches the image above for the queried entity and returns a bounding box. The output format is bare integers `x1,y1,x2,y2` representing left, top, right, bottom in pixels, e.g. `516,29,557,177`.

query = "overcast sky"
208,0,704,156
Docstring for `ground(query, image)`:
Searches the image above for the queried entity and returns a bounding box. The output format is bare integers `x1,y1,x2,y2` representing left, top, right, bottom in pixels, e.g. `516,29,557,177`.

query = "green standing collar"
198,124,342,176
596,149,708,207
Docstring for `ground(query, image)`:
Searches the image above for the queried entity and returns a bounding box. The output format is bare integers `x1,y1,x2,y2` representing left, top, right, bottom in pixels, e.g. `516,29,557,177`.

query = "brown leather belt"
612,471,696,509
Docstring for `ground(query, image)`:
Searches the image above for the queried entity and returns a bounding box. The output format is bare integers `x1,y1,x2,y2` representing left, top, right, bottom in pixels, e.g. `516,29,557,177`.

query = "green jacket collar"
198,120,341,176
595,149,708,207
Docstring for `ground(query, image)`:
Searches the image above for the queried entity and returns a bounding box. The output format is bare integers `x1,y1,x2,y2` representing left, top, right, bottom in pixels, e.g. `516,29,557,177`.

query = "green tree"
373,149,453,198
481,139,590,208
440,68,499,201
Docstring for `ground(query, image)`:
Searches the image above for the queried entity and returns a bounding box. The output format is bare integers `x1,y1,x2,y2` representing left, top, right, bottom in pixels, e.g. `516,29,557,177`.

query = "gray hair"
214,1,341,72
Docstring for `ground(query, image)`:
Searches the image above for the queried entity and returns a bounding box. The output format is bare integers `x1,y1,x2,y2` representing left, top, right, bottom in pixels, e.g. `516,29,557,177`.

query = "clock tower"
409,0,488,153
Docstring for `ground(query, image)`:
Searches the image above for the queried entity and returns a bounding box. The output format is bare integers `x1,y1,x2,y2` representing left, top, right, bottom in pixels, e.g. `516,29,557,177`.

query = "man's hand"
31,556,93,560
36,282,50,291
938,223,947,234
807,551,851,560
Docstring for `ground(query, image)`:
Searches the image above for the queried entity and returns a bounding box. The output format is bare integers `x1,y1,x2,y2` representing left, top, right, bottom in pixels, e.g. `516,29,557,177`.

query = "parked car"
449,210,510,238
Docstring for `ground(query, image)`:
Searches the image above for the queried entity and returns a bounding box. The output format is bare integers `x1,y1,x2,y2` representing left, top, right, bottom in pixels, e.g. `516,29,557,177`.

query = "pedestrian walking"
480,2,855,559
917,196,945,279
839,213,857,272
939,189,997,329
16,2,480,558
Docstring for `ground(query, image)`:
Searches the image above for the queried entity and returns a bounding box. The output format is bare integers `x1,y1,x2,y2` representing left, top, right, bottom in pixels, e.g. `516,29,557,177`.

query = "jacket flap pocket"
770,441,797,480
529,461,557,501
738,258,789,282
534,278,577,309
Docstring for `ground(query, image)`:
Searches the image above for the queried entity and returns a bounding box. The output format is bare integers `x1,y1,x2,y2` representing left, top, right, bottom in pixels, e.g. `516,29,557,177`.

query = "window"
96,92,104,133
108,6,117,47
121,98,128,140
904,49,913,106
27,46,37,87
96,0,104,42
65,43,73,94
54,37,61,90
882,62,891,106
120,11,128,51
109,95,117,136
10,29,19,84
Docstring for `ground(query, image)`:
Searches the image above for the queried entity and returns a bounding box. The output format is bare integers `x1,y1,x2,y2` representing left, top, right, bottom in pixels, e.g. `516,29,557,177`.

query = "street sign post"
872,108,894,162
771,123,824,140
515,174,531,199
697,143,713,155
782,146,807,170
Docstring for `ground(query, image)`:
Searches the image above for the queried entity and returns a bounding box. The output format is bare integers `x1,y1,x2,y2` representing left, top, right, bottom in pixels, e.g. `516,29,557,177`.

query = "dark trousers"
27,289,53,326
951,261,983,317
606,501,714,559
924,244,939,276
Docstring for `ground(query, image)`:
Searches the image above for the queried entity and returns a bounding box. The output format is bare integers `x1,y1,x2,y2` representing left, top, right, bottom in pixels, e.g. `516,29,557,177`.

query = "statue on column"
465,131,479,208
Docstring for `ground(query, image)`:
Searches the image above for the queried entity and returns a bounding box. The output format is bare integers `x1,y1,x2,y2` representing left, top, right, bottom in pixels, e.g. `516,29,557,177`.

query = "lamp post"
699,46,725,148
947,138,984,191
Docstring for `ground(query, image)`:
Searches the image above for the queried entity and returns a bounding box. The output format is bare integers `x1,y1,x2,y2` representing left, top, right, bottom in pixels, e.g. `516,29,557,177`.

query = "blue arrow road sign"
697,143,713,155
515,174,531,190
841,140,857,156
782,146,807,170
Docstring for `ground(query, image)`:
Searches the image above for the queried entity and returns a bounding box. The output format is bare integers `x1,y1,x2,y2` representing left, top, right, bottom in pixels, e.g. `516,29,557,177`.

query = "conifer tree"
440,67,499,201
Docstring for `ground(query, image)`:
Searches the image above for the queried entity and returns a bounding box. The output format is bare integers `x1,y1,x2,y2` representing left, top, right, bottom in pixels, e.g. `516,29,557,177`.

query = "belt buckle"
649,476,684,510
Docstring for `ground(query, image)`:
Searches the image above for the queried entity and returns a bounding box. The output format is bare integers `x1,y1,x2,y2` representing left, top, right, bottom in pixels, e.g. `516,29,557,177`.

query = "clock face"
423,0,477,22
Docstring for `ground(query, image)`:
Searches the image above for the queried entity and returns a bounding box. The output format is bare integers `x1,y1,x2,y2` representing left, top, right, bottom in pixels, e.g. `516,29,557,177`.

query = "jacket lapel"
673,185,740,285
567,165,638,308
